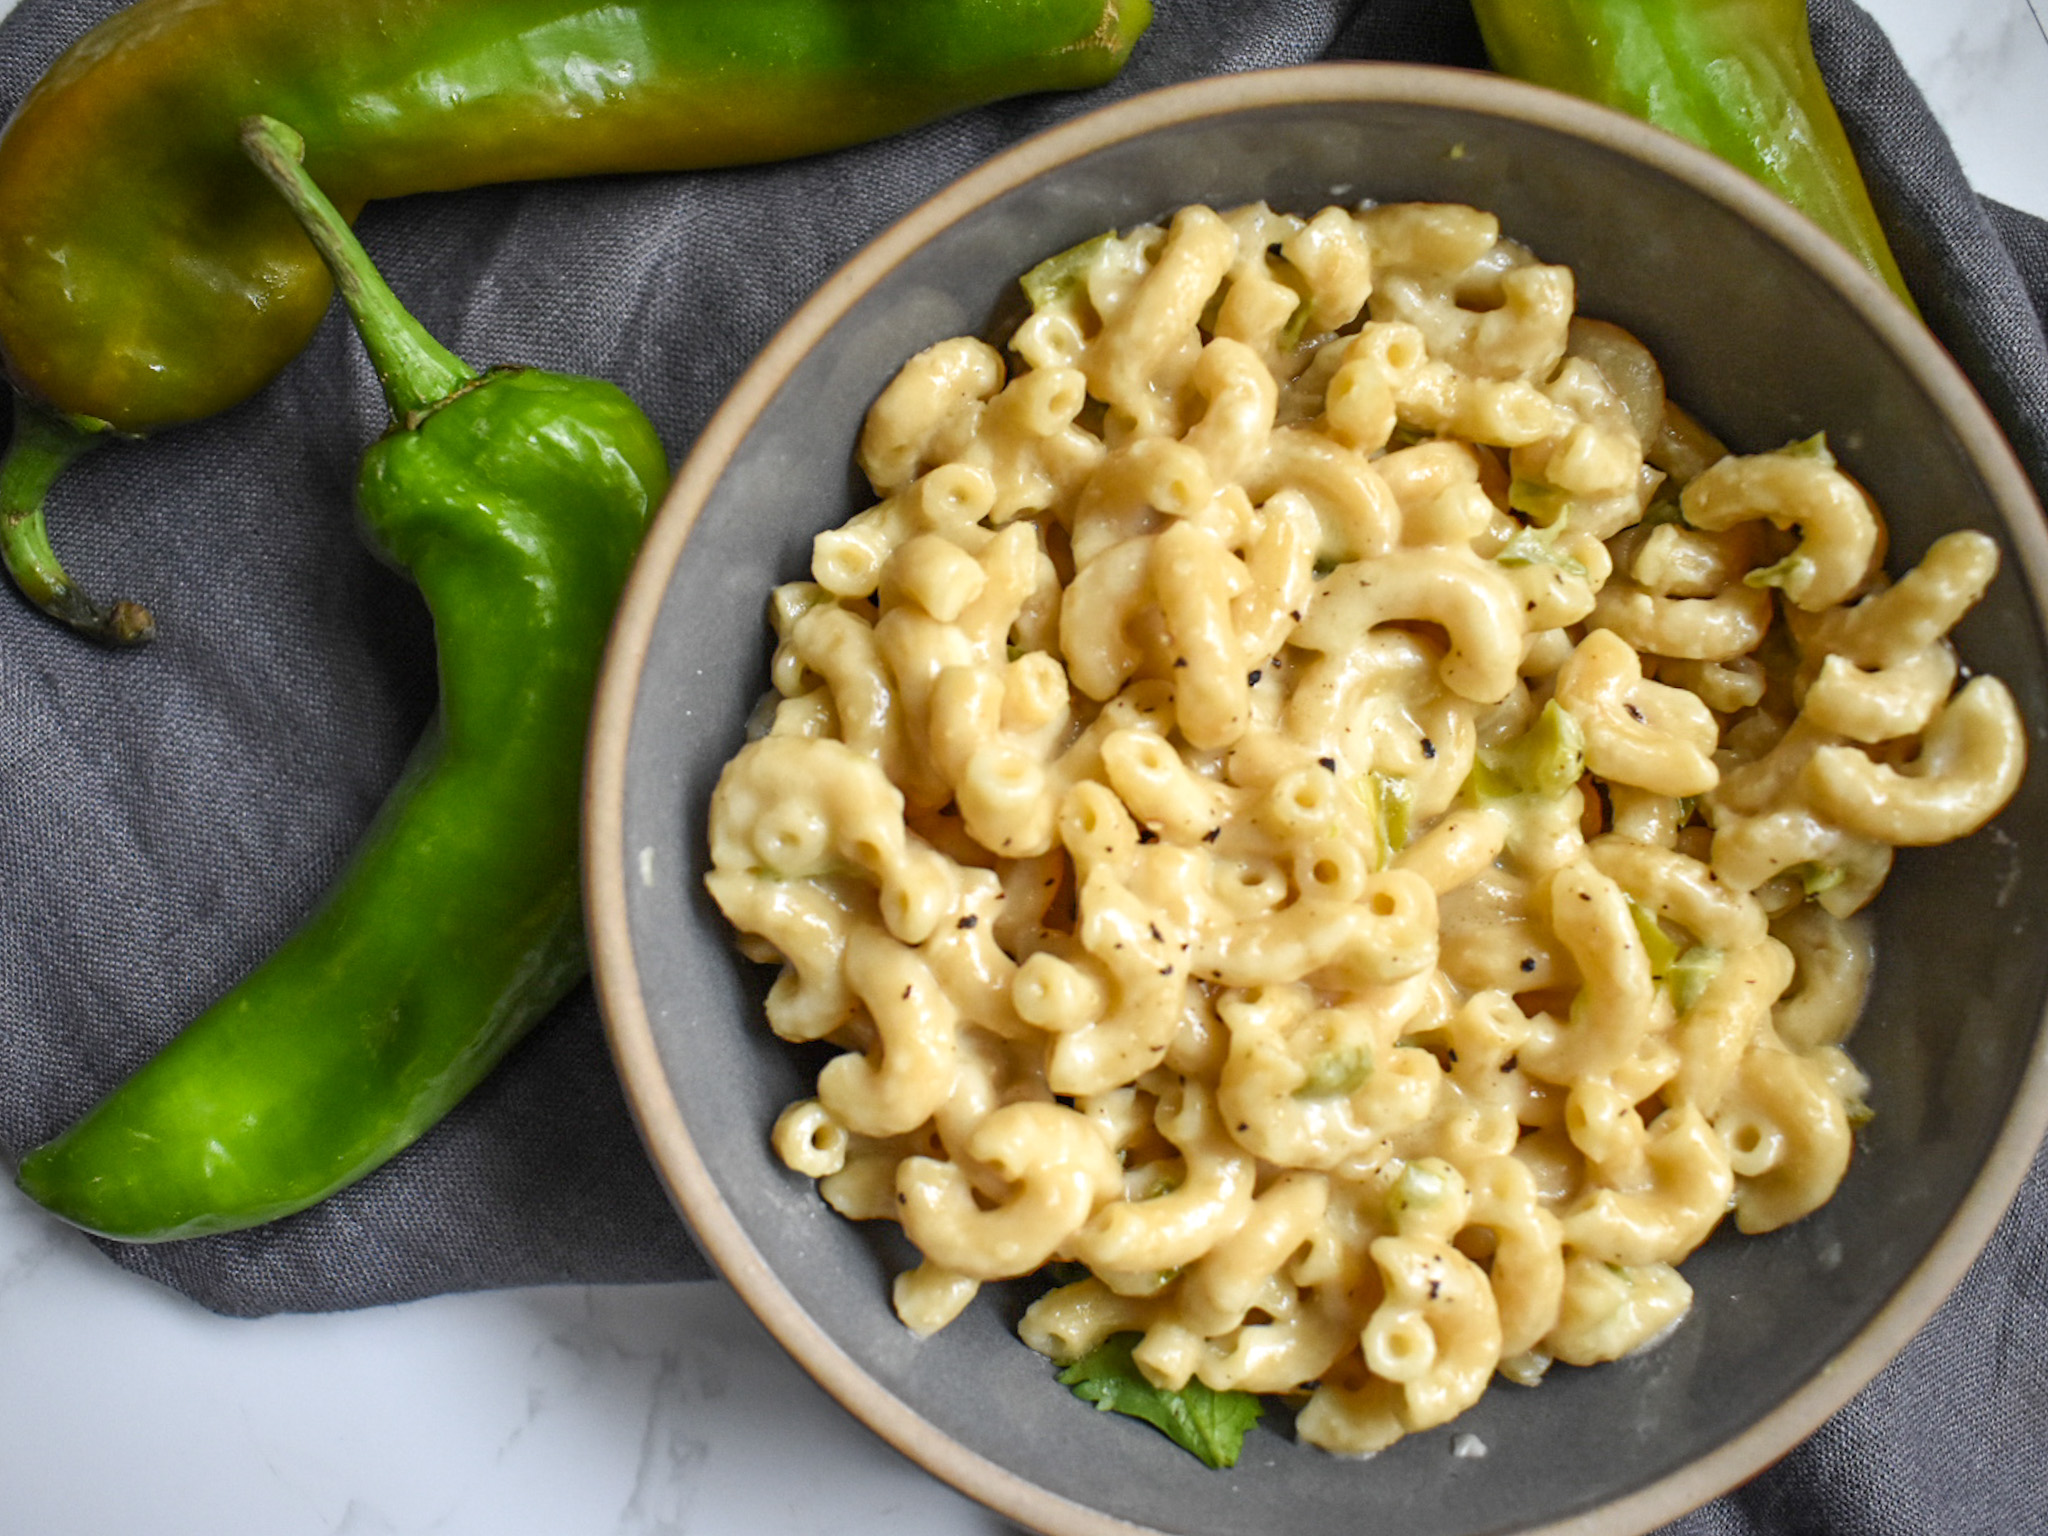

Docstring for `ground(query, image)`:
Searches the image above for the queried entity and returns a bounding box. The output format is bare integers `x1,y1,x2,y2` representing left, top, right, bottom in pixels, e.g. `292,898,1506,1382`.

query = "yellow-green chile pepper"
1468,0,1914,308
0,0,1151,643
14,115,670,1241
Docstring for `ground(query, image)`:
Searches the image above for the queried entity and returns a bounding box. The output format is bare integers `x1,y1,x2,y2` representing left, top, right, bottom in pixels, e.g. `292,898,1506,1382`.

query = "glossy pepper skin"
14,116,670,1241
0,0,1150,643
1469,0,1913,309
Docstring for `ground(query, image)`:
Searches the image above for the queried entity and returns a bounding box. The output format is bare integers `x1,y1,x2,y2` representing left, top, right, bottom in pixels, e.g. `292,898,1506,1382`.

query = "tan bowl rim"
585,60,2048,1536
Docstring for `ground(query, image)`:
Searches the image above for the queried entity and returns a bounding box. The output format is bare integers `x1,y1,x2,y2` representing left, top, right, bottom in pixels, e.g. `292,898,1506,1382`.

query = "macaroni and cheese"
704,200,2026,1455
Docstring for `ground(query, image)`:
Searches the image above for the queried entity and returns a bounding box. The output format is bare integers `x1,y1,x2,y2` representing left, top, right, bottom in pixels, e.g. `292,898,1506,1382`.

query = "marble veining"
1,1,2044,1533
1869,0,2048,220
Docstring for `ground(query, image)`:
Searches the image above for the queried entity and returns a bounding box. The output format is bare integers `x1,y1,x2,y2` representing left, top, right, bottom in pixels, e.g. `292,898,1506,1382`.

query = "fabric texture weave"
1,0,2043,1529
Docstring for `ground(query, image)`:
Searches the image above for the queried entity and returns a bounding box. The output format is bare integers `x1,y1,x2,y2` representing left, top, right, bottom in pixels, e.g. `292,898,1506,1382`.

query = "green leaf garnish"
1294,1046,1372,1099
1058,1335,1262,1469
1022,231,1115,311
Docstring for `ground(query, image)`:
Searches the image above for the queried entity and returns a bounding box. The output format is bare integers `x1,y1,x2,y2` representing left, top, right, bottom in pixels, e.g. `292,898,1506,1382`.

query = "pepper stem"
239,116,477,425
1,397,154,646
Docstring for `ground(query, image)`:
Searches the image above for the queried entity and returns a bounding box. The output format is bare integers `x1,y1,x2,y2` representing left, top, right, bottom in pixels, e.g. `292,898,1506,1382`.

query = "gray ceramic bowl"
586,64,2048,1536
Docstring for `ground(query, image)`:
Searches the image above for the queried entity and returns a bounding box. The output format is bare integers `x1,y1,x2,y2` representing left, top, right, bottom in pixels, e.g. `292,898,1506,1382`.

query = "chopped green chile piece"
1058,1334,1262,1469
1665,945,1722,1014
1021,231,1116,310
1471,700,1586,802
1272,261,1317,352
777,584,831,627
1464,755,1515,802
1356,771,1414,860
1627,896,1684,975
1744,552,1817,592
1623,894,1720,1011
1386,1157,1451,1221
1495,521,1589,580
1508,475,1574,525
1796,862,1847,897
1639,494,1687,530
1294,1046,1372,1099
1780,431,1836,465
1274,296,1313,353
1140,1170,1184,1200
1378,773,1415,856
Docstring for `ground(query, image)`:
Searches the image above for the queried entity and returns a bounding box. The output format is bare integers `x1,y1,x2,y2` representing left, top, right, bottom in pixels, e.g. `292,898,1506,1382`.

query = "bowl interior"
600,70,2048,1536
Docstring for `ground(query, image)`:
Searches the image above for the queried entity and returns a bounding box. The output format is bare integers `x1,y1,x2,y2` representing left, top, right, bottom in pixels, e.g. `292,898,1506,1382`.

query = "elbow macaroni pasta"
705,200,2025,1457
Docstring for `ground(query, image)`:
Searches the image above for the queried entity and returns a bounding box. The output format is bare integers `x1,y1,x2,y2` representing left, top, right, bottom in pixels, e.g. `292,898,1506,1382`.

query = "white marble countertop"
4,4,2046,1534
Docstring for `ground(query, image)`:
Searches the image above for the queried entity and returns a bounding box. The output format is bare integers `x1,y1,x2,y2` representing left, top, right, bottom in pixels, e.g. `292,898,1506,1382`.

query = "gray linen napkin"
2,0,2044,1529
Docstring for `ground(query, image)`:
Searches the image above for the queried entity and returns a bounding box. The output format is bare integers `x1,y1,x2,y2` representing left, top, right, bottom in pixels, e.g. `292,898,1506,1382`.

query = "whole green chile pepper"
1468,0,1913,308
13,114,670,1241
0,0,1150,643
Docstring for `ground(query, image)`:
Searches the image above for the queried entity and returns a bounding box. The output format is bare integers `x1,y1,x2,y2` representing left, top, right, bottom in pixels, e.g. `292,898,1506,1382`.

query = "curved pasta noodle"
1067,1079,1257,1282
1717,1046,1855,1233
1681,449,1881,610
707,733,954,945
1590,573,1774,661
1293,547,1525,703
1559,1104,1736,1266
1801,645,1956,743
1801,676,2025,845
1245,426,1402,562
898,1101,1121,1279
857,336,1003,493
1790,529,1999,668
817,927,962,1138
1555,629,1719,797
